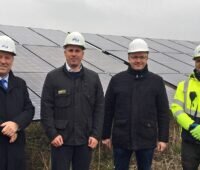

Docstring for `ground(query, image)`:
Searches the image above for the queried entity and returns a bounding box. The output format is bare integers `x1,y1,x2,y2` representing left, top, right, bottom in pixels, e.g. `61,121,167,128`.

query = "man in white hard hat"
171,44,200,169
0,35,35,170
41,32,104,170
102,39,169,170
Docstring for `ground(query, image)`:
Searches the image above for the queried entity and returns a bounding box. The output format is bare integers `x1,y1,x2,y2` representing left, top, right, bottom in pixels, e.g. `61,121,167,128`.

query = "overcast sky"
0,0,200,41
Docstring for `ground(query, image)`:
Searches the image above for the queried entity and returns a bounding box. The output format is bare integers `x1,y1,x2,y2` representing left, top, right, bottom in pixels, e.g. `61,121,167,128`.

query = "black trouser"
0,136,25,170
51,144,92,170
113,147,155,170
181,141,200,170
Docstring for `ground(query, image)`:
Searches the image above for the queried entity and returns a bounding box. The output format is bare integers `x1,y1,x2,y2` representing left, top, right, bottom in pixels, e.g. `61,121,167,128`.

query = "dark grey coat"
41,65,104,145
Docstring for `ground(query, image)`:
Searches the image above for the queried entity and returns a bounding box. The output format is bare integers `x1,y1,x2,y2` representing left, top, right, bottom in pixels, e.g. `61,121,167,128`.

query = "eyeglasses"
129,55,147,60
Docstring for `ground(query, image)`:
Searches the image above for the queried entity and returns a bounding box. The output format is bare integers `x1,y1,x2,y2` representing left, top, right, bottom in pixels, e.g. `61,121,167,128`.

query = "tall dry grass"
25,118,182,170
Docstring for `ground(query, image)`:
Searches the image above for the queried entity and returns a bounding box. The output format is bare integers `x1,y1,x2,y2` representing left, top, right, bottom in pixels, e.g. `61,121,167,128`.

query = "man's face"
64,45,84,68
195,57,200,72
0,51,14,77
128,52,148,70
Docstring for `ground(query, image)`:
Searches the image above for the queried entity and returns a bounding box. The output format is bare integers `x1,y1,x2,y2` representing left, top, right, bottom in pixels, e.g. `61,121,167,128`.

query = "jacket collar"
8,71,18,91
63,63,84,79
190,69,200,81
65,62,83,72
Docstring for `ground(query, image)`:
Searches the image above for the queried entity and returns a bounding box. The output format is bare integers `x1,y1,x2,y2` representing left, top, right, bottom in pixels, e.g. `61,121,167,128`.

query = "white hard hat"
128,38,149,53
64,32,85,49
0,35,16,55
193,44,200,60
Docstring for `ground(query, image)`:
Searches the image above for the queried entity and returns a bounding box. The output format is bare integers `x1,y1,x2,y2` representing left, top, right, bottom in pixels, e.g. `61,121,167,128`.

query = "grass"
25,118,182,170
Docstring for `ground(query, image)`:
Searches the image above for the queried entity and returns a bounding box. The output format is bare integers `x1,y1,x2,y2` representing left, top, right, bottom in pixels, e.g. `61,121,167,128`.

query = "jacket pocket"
142,120,156,128
55,94,71,108
112,119,129,144
54,120,69,130
139,120,157,140
113,119,128,136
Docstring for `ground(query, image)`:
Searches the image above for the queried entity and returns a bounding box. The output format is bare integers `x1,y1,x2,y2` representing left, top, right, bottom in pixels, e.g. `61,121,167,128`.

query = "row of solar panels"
1,24,198,119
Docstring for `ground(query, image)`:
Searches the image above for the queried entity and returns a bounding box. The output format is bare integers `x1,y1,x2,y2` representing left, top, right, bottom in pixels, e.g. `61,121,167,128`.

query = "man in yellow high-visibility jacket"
171,44,200,170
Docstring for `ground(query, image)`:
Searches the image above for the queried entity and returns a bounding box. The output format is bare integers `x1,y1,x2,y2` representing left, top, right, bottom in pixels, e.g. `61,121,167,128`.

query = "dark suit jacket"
0,71,35,144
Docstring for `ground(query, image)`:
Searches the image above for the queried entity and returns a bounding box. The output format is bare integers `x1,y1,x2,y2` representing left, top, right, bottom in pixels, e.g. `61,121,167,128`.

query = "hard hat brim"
0,50,16,56
128,50,149,54
193,56,200,60
63,44,85,50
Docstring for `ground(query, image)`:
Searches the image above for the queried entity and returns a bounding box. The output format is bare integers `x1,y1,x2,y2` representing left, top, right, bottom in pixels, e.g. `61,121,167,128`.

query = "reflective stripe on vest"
183,79,189,113
173,99,184,108
183,79,200,117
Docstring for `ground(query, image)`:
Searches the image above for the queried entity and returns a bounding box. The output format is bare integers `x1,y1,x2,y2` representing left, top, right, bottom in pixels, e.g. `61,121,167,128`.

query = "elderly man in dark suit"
0,35,35,170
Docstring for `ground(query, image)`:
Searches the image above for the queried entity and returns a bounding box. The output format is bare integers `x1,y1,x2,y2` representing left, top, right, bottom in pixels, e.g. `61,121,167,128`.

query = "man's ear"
146,53,149,60
82,51,84,59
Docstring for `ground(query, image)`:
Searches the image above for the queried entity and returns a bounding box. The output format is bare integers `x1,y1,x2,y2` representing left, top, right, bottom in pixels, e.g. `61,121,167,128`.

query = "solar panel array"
0,24,197,120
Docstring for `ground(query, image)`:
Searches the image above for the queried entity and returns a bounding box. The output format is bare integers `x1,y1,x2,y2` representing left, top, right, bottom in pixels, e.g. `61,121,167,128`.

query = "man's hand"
156,142,167,152
88,136,98,149
102,138,112,150
51,135,63,147
9,133,18,143
190,125,200,140
1,121,19,137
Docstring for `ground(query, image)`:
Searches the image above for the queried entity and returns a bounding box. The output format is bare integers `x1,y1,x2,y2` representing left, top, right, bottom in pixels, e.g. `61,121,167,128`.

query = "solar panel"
163,53,194,66
165,86,175,105
98,73,112,93
84,49,127,73
160,74,187,86
83,33,126,51
148,60,177,74
173,40,197,49
0,31,19,44
13,45,54,73
82,61,104,73
150,53,193,74
189,41,200,46
107,51,177,74
15,73,47,96
151,39,194,54
28,90,41,120
31,28,94,49
107,50,128,61
144,38,180,53
25,45,65,67
0,25,56,46
99,34,131,49
31,28,67,46
25,45,103,73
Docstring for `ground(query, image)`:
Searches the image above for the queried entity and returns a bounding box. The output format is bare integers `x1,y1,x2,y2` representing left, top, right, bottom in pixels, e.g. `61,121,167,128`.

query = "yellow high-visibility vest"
171,74,200,130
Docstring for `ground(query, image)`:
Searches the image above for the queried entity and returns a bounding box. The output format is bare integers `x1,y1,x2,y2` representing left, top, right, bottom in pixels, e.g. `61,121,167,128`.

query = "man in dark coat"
0,35,35,170
41,32,104,170
102,39,170,170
